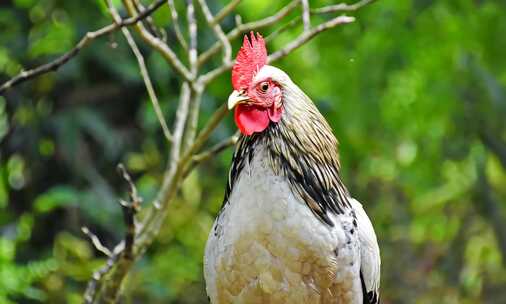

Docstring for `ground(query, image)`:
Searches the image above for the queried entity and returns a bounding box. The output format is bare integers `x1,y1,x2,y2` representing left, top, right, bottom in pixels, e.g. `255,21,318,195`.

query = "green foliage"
1,0,506,303
34,186,80,213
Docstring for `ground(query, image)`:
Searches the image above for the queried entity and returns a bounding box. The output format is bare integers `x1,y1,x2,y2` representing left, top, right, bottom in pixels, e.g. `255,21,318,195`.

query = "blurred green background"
1,0,506,303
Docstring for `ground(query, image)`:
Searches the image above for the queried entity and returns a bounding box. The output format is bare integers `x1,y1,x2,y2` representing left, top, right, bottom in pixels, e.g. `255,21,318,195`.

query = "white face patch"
253,65,291,87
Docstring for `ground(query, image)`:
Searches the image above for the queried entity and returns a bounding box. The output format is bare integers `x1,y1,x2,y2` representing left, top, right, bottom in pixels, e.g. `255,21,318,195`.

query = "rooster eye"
259,82,269,93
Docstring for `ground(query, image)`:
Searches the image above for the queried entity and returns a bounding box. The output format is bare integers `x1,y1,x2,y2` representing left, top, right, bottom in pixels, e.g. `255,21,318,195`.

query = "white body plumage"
204,65,380,304
205,146,378,303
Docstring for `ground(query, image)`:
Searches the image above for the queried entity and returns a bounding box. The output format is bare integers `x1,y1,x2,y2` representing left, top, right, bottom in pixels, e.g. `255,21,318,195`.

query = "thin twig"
199,15,355,86
0,0,166,94
125,31,173,142
117,163,142,211
312,0,377,14
132,0,167,42
235,14,242,27
123,0,193,81
183,131,239,178
108,5,173,143
167,0,188,50
301,0,310,31
198,60,233,86
265,16,301,43
135,104,229,252
268,15,355,63
182,0,201,152
183,103,228,158
83,252,120,304
187,0,198,77
82,227,112,257
119,199,136,260
192,132,239,164
182,88,203,153
135,105,231,260
170,83,191,164
268,0,368,44
82,4,146,302
197,0,232,63
84,163,141,302
212,0,242,26
197,0,300,67
197,0,378,68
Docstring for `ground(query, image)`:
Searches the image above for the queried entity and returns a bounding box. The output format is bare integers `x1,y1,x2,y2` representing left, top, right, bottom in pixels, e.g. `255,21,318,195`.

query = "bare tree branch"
301,0,310,31
212,0,242,26
197,0,300,67
182,88,203,153
123,0,193,81
82,227,112,257
83,163,142,303
133,105,229,255
83,252,120,304
112,10,173,143
184,103,229,159
265,16,300,43
91,180,140,303
193,132,239,163
235,14,243,27
268,15,355,62
198,0,232,63
200,15,355,86
76,1,377,302
117,164,141,259
82,5,148,303
181,0,202,152
130,98,197,255
132,0,167,42
167,0,188,50
198,0,378,69
0,0,166,94
187,0,198,77
312,0,377,14
269,0,378,43
198,60,233,86
183,131,240,178
171,83,191,164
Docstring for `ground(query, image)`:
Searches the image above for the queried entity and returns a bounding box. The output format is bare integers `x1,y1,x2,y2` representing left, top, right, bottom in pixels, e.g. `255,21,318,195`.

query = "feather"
352,199,381,304
223,65,352,224
209,64,380,304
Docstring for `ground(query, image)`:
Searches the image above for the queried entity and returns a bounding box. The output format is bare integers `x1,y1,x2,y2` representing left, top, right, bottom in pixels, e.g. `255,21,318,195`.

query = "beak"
227,90,250,110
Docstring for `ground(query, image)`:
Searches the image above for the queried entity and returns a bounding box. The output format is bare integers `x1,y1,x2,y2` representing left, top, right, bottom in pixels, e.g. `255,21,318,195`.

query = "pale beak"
227,90,250,110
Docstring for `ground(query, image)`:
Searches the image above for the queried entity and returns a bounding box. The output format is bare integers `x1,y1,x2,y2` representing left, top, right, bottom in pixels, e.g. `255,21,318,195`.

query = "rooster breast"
204,145,363,304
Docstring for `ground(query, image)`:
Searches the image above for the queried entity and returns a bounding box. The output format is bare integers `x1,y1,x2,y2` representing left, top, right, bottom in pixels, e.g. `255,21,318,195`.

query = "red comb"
231,32,267,91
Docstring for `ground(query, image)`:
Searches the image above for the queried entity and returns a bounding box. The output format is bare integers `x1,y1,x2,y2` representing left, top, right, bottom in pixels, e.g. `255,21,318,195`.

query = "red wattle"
234,105,270,135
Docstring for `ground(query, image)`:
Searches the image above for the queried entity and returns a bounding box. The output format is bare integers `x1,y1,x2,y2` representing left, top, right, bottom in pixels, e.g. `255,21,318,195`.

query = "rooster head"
228,32,284,136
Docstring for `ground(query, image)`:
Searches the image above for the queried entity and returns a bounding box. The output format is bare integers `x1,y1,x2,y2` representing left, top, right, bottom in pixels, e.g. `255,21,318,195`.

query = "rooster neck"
224,86,351,226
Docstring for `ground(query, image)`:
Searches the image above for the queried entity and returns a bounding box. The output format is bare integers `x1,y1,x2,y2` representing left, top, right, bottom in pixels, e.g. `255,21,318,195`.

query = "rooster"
204,32,380,304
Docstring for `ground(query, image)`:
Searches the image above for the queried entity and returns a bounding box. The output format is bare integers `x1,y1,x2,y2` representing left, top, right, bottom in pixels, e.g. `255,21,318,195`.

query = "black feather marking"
360,271,368,304
221,134,261,207
219,119,351,227
267,123,350,224
360,271,380,304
